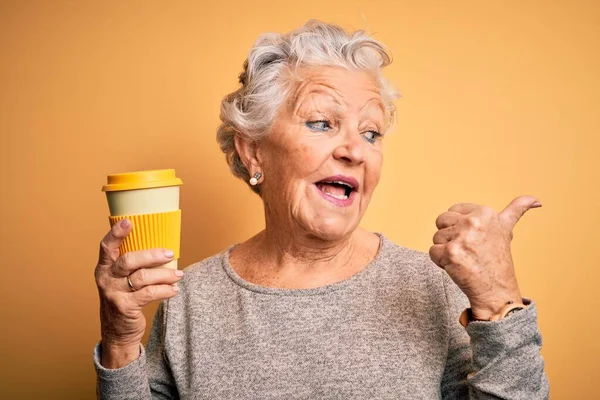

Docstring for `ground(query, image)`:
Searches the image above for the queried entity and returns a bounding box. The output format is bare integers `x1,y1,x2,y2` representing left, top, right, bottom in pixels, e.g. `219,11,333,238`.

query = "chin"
305,214,359,241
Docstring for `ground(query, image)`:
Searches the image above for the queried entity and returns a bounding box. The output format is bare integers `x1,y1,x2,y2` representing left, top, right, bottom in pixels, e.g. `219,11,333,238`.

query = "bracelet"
459,300,526,327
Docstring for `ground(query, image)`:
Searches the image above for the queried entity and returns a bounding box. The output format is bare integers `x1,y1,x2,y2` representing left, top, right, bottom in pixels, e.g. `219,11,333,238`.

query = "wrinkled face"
257,66,388,240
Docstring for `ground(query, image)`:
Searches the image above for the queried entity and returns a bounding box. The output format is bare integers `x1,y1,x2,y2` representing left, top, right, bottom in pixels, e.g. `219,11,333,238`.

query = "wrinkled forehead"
287,66,388,119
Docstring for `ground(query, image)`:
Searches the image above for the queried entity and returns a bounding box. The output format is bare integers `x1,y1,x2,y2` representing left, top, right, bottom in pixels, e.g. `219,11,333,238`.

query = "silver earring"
249,172,262,186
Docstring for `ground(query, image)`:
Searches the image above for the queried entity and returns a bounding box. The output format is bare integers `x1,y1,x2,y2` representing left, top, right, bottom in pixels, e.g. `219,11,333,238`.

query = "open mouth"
315,180,356,200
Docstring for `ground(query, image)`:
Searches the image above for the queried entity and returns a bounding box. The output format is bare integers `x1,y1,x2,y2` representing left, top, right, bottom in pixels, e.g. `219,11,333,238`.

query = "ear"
234,134,261,174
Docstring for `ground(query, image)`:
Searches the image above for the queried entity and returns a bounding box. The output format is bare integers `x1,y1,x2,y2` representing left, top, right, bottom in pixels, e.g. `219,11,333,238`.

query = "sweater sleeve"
93,301,179,399
440,270,550,399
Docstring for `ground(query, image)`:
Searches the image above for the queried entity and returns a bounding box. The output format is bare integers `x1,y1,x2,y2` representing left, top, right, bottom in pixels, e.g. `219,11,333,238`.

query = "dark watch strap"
504,306,525,317
459,302,527,327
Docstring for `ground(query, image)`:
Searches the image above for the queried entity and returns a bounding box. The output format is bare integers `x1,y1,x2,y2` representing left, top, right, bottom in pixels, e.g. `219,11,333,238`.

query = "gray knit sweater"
93,234,549,399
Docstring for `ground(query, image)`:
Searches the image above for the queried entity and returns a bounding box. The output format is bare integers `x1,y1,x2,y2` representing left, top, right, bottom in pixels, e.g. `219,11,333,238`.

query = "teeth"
325,192,349,200
322,180,354,189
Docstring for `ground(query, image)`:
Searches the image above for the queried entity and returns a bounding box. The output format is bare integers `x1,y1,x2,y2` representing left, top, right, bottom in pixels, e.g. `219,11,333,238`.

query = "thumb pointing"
499,195,542,230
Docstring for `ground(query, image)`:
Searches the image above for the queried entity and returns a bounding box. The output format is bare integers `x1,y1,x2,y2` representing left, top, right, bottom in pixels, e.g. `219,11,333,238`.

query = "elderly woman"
93,20,548,399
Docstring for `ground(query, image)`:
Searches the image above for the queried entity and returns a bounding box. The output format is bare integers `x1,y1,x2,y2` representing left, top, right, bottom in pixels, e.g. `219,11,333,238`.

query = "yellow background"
1,1,598,398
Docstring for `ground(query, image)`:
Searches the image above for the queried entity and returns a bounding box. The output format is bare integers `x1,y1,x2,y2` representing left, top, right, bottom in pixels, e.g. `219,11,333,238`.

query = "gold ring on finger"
127,275,136,292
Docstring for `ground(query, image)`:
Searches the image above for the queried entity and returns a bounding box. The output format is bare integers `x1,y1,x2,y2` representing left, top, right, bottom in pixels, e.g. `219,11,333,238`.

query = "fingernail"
164,250,174,258
175,270,184,277
173,285,179,292
531,202,542,208
121,219,131,228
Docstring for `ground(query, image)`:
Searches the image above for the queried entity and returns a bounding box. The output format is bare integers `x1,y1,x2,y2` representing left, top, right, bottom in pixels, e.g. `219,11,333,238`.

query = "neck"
238,226,364,289
257,201,365,271
259,226,358,270
229,205,379,289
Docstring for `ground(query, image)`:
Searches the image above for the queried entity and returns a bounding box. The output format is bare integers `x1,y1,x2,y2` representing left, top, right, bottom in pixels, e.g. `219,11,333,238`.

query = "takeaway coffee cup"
101,169,183,270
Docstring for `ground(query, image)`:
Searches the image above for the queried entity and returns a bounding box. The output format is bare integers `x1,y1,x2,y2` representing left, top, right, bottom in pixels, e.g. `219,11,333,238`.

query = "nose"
332,127,366,165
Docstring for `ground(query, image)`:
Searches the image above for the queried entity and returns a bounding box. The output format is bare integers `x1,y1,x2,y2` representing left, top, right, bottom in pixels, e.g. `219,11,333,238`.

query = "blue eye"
306,120,331,131
362,130,382,144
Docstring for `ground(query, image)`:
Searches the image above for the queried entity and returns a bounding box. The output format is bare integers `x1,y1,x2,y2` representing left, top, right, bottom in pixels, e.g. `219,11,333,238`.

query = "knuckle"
137,268,148,284
103,291,119,305
466,216,481,229
95,269,109,289
99,239,110,254
428,246,438,261
435,214,444,228
111,223,123,236
145,285,158,299
94,264,102,280
102,291,125,312
113,297,130,315
99,240,117,263
480,206,494,217
464,237,476,251
446,242,460,258
120,252,133,269
433,230,445,244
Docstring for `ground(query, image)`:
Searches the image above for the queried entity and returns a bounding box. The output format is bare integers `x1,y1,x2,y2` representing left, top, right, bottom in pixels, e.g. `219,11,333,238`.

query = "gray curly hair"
216,19,399,194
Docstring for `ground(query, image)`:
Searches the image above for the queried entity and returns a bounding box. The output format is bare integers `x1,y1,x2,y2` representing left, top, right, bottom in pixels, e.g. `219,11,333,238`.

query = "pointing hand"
429,195,542,320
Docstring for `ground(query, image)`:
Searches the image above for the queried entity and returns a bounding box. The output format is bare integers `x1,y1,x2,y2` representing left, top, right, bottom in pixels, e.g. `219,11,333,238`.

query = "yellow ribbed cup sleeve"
108,209,181,259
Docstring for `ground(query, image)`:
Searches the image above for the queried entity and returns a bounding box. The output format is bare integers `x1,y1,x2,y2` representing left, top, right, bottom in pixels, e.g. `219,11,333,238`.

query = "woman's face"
257,66,388,240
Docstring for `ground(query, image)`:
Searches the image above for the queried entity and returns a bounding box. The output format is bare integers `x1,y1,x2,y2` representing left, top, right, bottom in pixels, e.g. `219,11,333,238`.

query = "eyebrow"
359,97,386,117
291,84,343,114
292,83,386,122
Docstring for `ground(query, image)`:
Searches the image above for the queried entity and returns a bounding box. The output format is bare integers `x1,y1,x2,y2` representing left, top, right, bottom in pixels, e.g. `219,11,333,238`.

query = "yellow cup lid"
102,169,183,192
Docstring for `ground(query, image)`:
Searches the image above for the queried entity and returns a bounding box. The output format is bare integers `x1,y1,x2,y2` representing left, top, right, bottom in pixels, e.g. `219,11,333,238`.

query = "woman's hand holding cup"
94,219,183,369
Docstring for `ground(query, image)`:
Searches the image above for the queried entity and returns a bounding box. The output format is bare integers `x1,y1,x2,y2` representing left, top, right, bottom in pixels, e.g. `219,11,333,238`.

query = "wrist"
469,292,523,320
471,303,521,321
100,341,141,369
459,299,528,327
